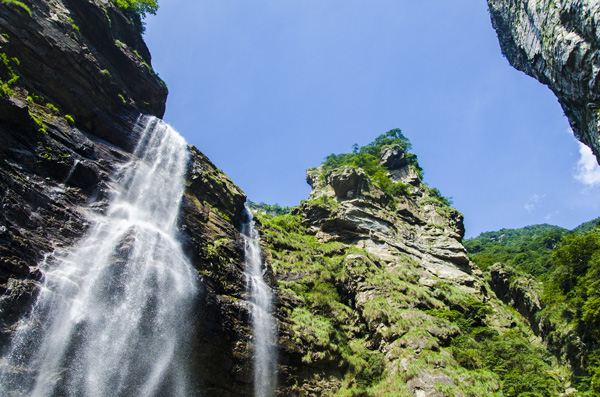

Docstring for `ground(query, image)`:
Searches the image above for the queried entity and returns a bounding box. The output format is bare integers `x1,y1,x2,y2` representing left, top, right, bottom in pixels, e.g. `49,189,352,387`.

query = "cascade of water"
0,116,198,396
63,159,80,184
241,208,277,397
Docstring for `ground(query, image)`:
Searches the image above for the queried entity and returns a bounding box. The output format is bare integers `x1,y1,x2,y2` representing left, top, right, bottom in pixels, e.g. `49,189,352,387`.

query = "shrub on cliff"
321,129,423,199
323,128,421,174
112,0,158,33
0,0,31,15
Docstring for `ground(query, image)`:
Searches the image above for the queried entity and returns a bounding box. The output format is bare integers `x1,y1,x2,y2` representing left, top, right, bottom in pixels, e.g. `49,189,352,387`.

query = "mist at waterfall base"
0,116,198,396
241,208,277,397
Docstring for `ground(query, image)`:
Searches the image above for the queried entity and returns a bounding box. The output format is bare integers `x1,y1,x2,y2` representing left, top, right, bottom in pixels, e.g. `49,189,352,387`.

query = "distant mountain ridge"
0,0,598,395
465,218,600,276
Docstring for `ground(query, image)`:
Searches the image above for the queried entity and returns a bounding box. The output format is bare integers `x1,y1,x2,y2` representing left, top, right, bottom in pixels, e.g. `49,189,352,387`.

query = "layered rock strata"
0,0,578,395
488,0,600,162
0,1,253,394
256,146,568,395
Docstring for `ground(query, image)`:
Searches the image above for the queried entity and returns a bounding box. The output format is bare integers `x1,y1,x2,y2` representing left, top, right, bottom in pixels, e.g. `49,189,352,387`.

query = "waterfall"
0,116,198,396
241,208,277,397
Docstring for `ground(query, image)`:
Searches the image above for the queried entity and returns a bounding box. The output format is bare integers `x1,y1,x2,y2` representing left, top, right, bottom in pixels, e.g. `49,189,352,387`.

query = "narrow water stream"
241,208,277,397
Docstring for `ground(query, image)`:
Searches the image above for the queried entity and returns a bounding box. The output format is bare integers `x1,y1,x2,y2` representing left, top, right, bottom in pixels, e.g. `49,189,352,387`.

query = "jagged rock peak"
487,0,600,163
300,132,470,277
379,144,408,170
255,132,572,395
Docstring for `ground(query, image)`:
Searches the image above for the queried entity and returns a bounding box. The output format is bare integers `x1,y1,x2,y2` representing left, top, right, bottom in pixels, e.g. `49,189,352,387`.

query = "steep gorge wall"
0,1,578,395
0,1,253,394
255,148,570,395
487,0,600,163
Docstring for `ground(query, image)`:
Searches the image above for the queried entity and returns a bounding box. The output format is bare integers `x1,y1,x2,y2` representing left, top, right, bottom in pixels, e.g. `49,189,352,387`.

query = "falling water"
0,116,198,396
63,159,80,184
241,208,277,397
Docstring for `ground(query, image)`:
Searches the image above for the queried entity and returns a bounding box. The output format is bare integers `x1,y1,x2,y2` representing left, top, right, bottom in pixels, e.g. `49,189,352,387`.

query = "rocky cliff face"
0,1,253,394
488,262,586,383
255,145,569,395
487,0,600,163
0,1,578,395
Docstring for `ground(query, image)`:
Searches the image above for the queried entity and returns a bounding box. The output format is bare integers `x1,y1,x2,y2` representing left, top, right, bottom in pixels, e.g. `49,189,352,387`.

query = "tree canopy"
112,0,158,33
465,220,600,393
320,129,424,199
322,128,420,173
464,224,568,275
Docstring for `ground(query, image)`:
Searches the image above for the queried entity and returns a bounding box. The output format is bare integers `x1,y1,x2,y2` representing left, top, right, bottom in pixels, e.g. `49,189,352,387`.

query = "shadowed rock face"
0,0,168,149
0,1,254,394
0,1,578,394
488,263,543,335
487,0,600,163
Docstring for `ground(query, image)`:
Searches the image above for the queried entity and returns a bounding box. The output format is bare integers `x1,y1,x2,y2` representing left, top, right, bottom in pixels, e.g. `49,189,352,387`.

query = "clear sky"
144,0,600,238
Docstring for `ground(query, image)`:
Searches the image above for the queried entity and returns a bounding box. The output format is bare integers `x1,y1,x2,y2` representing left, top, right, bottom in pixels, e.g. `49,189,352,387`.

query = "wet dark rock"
186,146,247,227
0,1,253,395
0,0,167,147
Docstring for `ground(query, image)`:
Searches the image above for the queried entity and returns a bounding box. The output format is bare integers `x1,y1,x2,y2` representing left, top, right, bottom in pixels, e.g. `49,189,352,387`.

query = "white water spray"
241,208,277,397
0,116,198,396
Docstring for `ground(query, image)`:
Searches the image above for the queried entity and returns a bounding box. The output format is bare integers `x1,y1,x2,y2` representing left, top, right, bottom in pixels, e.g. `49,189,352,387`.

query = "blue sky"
144,0,600,238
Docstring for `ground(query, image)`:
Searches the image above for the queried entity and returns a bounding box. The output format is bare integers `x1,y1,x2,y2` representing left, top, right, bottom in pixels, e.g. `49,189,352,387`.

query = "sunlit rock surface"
256,146,569,395
488,0,600,163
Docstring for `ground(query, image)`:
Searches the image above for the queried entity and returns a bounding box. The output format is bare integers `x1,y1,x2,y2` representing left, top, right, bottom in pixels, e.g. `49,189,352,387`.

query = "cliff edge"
488,0,600,163
255,132,570,395
0,1,252,394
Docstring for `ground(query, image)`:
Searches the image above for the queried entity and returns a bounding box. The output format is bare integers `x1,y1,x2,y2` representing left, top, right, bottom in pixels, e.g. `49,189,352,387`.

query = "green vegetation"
69,17,80,33
111,0,158,33
424,288,562,396
0,0,32,16
542,227,600,394
573,217,600,234
114,39,166,89
323,128,417,170
64,114,75,126
0,52,19,97
465,224,567,275
258,209,564,395
247,200,292,215
257,211,390,393
466,219,600,392
450,329,561,396
132,49,154,74
26,93,45,105
46,103,59,115
28,110,46,134
319,129,456,211
322,129,421,199
428,187,453,207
